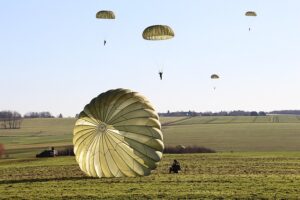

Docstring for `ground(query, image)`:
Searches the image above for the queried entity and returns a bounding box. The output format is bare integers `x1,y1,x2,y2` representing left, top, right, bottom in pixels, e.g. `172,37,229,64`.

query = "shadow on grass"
0,176,96,185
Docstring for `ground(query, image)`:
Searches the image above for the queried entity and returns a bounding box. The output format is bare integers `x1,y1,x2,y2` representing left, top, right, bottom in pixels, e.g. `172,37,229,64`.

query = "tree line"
1,109,299,129
269,110,300,115
23,112,54,118
0,111,62,129
159,110,300,117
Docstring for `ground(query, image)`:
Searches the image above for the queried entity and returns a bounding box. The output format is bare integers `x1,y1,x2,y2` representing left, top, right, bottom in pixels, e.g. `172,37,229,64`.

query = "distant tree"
258,111,266,116
40,112,53,118
187,110,197,117
250,111,258,116
202,112,213,116
0,110,22,129
58,113,63,118
229,110,249,116
24,111,54,118
217,111,228,116
75,114,79,118
24,112,39,118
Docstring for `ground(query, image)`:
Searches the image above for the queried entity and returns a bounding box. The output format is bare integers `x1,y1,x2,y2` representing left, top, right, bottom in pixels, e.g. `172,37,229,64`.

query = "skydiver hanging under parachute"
245,11,257,31
211,74,220,90
96,10,115,47
142,25,174,80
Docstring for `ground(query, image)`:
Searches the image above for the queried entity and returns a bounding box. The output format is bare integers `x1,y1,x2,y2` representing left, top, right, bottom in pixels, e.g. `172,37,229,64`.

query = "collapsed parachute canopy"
96,10,115,19
73,88,164,178
211,74,219,79
143,25,175,40
245,11,257,17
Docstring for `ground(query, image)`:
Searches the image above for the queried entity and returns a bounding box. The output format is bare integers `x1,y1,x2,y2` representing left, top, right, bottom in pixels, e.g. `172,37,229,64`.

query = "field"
1,152,300,199
1,115,300,157
1,116,300,199
163,115,300,152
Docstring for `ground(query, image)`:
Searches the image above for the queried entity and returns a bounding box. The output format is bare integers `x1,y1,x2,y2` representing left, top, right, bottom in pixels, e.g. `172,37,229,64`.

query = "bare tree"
0,110,22,129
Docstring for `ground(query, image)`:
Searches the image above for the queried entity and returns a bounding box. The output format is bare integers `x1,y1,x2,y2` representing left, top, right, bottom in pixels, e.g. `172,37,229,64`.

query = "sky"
0,0,300,117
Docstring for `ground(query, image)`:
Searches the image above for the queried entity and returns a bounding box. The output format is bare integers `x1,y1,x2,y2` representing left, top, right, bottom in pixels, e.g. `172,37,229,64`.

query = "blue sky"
0,0,300,117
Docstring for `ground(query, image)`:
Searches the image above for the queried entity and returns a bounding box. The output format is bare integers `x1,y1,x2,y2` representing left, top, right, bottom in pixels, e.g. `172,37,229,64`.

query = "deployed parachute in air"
245,11,257,17
96,10,115,19
73,88,164,178
245,11,257,31
96,10,115,46
211,74,219,79
142,25,175,40
211,74,220,90
142,25,175,79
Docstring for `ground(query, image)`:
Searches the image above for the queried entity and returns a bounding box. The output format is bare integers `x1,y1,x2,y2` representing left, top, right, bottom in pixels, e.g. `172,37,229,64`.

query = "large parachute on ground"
142,25,174,40
96,10,115,19
73,88,164,178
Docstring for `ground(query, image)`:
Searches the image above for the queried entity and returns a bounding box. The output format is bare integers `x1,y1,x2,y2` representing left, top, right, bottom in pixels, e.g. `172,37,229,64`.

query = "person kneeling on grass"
169,159,181,173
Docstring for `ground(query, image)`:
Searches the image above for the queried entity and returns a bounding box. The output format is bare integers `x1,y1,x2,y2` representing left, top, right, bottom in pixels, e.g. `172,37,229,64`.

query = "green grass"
163,122,300,151
1,152,300,199
1,117,300,198
1,116,300,158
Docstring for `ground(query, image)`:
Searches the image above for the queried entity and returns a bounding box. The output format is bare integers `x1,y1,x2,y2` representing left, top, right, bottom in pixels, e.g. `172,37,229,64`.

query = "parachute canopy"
142,25,175,40
211,74,219,79
245,11,257,17
96,10,115,19
73,88,164,178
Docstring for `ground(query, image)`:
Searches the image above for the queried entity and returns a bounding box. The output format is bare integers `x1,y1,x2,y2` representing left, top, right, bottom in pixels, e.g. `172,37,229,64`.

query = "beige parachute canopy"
96,10,115,19
73,88,164,178
142,25,175,40
211,74,219,79
245,11,257,17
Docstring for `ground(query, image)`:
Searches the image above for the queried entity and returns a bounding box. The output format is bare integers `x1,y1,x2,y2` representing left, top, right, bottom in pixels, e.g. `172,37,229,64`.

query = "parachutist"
143,25,174,82
96,10,114,47
169,160,181,173
159,71,163,80
245,11,257,32
211,74,219,90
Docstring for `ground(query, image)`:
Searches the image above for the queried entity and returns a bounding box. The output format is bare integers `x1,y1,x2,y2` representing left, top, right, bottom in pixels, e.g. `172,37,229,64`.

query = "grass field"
1,115,300,158
1,152,300,199
1,116,300,199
